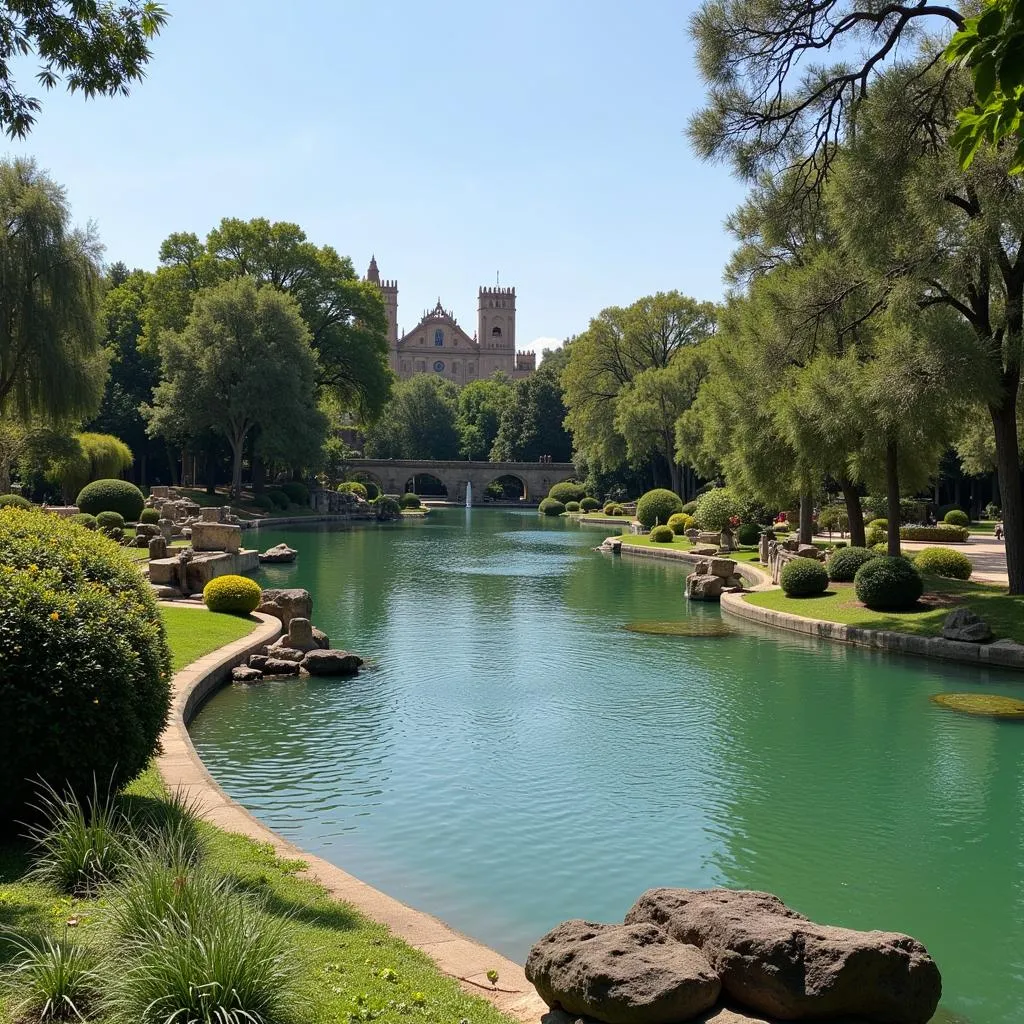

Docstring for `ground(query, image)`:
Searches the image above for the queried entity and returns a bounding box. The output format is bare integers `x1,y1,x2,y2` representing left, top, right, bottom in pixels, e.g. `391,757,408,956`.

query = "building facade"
366,257,535,385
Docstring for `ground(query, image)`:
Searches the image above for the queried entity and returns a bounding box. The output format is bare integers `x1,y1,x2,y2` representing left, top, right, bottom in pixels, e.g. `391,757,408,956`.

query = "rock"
148,536,168,560
686,574,724,601
526,920,721,1024
724,574,744,589
698,532,721,546
312,626,330,649
264,645,305,662
191,521,241,553
257,587,312,628
135,522,160,538
797,544,821,559
262,658,301,676
285,616,317,651
693,546,718,556
708,558,737,579
625,889,940,1024
248,654,268,671
258,542,298,564
231,666,263,684
302,648,364,676
158,517,175,540
151,584,179,600
941,608,993,643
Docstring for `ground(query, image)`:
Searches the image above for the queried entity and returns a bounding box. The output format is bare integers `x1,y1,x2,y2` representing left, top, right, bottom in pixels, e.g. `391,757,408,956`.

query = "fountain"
465,481,473,507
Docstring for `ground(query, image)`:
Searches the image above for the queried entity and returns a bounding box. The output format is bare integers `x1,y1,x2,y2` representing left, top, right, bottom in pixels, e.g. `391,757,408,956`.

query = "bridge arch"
405,472,448,497
484,473,528,501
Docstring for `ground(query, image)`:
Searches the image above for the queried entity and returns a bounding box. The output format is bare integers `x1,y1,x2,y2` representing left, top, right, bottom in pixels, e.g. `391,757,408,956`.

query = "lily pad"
930,693,1024,720
624,620,734,638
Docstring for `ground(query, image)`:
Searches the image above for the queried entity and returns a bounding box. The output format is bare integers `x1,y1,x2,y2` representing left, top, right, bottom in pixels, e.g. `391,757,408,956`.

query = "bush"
817,504,849,534
867,518,888,531
69,512,97,530
4,931,101,1022
580,497,600,512
610,504,626,516
373,495,401,519
139,507,160,524
565,500,581,513
900,525,969,543
826,545,878,582
854,556,924,610
202,575,262,615
279,481,309,506
337,480,368,500
75,478,145,521
872,542,888,553
693,487,740,531
96,510,125,533
780,557,829,597
400,492,421,509
667,512,694,535
538,497,566,516
943,508,970,527
250,493,274,512
363,480,380,500
650,524,675,543
914,546,973,580
865,525,886,548
636,488,684,529
0,509,171,824
548,481,587,505
833,540,847,549
938,503,966,521
266,488,289,510
603,501,617,515
985,502,1001,519
682,500,699,514
736,522,761,546
0,492,32,510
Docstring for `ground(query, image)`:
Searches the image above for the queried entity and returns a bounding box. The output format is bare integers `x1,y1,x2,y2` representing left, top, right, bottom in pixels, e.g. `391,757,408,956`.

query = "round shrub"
548,481,587,505
832,541,847,549
867,518,888,531
538,497,566,516
826,545,878,582
682,499,699,514
400,492,421,509
650,524,675,543
338,480,368,500
69,512,97,530
865,525,886,548
202,575,262,615
75,479,144,521
693,487,740,532
0,493,32,510
914,546,973,581
736,522,761,546
279,481,309,506
943,508,970,528
251,493,274,512
872,542,888,553
266,488,289,510
938,503,966,521
780,557,829,597
565,500,581,513
0,509,171,824
636,488,684,529
580,497,600,512
854,556,924,610
96,510,125,533
363,481,380,500
667,512,694,535
373,495,401,519
609,503,626,516
140,507,160,525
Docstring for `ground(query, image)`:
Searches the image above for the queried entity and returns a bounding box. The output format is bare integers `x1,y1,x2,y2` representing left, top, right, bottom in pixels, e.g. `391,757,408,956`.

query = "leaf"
977,5,1005,39
975,55,1000,103
997,36,1024,92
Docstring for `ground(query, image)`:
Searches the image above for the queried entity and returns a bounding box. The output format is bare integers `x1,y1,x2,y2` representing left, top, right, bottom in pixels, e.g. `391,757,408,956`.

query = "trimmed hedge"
251,493,275,512
900,525,969,543
548,481,587,505
373,495,401,519
736,522,760,546
280,481,310,506
943,509,970,527
337,480,368,500
580,497,600,512
636,488,684,529
400,492,421,509
867,518,888,531
865,525,886,548
0,493,32,510
538,497,566,516
854,556,923,610
914,546,972,580
69,512,98,530
694,487,740,532
266,488,289,510
96,510,125,533
650,524,675,543
826,546,878,582
938,503,966,521
140,507,160,524
0,509,171,823
565,501,581,513
75,479,145,521
780,557,829,597
203,574,262,615
682,499,699,514
668,512,694,535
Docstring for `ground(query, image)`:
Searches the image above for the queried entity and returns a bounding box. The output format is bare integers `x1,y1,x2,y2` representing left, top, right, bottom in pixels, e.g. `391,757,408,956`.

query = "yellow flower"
49,611,59,621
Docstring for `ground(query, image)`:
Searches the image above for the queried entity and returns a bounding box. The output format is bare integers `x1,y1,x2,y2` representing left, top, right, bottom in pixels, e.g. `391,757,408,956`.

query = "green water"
189,509,1024,1023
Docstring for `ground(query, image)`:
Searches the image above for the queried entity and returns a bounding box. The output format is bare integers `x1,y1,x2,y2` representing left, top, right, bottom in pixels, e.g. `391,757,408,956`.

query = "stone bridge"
349,460,577,504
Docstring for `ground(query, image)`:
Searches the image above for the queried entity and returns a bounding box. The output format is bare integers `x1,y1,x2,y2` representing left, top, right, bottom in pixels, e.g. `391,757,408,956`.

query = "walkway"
901,535,1009,586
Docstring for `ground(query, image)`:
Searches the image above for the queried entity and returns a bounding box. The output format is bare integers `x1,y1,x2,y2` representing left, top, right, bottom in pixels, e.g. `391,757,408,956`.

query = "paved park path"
901,535,1009,586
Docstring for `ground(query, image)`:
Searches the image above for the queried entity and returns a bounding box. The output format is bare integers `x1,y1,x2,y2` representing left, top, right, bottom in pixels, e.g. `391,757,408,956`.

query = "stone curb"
156,603,545,1023
617,541,772,588
238,513,375,530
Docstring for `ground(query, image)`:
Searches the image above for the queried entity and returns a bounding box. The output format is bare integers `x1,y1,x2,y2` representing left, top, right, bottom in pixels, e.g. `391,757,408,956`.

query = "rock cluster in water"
526,888,941,1024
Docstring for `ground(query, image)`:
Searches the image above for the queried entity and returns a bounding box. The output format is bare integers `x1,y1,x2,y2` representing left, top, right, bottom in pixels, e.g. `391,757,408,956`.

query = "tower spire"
366,255,380,284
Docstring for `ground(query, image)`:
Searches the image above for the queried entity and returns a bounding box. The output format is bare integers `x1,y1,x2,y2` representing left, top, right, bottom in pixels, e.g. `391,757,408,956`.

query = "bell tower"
366,255,399,352
477,285,516,377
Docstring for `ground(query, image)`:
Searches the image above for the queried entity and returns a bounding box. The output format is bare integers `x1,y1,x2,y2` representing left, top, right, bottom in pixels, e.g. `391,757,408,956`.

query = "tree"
0,157,106,423
491,363,572,462
457,374,512,459
362,375,460,460
45,431,133,499
0,1,167,137
144,278,322,498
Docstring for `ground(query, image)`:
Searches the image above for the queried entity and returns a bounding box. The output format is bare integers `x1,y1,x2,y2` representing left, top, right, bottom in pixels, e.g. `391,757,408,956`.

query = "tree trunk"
991,399,1024,593
799,490,813,545
252,456,266,494
840,477,866,548
669,460,682,497
885,438,901,557
230,435,245,500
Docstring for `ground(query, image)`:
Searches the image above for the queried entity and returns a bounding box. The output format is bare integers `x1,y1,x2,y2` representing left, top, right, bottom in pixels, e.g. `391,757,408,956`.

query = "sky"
7,0,748,356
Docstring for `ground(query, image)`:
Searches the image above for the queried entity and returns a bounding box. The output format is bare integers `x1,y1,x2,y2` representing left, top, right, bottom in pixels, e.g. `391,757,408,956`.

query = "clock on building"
433,360,445,372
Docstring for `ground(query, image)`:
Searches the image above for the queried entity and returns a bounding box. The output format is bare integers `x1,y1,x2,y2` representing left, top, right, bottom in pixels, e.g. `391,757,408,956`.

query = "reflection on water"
190,509,1024,1024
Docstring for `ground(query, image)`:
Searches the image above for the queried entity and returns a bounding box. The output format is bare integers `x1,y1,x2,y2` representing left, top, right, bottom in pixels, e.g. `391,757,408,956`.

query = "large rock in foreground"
257,587,312,628
526,920,721,1024
302,648,363,677
625,889,940,1024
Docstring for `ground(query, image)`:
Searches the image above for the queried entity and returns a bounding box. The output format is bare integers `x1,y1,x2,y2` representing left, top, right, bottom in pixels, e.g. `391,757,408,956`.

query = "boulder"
625,889,941,1024
248,654,268,671
941,608,993,644
797,544,821,559
258,542,298,564
191,521,241,553
135,522,160,539
151,584,179,600
526,920,721,1024
686,574,724,602
312,626,330,649
257,587,312,628
148,536,168,560
231,666,263,684
264,645,305,663
285,616,317,651
693,546,719,556
262,658,301,676
302,648,364,676
724,574,744,590
708,558,737,579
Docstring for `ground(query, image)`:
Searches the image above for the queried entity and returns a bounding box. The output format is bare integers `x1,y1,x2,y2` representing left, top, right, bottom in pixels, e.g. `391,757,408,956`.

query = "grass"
618,534,767,566
160,606,259,672
124,539,189,564
744,576,1024,643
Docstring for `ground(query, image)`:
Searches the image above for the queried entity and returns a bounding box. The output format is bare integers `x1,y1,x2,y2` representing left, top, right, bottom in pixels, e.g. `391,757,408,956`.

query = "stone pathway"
900,536,1009,586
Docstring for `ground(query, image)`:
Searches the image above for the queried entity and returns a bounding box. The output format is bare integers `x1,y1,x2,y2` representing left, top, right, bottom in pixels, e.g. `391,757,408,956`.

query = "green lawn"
161,605,260,671
968,520,999,536
744,577,1024,643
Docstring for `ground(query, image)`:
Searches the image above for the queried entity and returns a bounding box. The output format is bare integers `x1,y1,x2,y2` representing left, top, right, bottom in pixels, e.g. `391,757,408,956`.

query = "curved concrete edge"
239,513,375,530
617,540,772,587
155,604,546,1023
720,590,1024,671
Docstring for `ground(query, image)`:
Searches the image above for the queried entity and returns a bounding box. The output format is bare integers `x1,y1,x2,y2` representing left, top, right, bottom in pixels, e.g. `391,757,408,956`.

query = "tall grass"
1,930,101,1021
123,786,206,866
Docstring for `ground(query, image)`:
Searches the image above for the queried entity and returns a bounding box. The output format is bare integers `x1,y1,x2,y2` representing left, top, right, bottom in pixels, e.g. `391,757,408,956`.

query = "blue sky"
7,0,746,355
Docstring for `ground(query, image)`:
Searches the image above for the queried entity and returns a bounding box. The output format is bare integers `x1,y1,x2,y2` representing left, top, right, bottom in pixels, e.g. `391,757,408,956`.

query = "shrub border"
156,604,545,1022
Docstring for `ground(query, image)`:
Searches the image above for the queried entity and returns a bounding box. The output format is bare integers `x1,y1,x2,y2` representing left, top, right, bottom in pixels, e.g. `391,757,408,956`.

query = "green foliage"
202,575,262,615
636,488,684,529
914,546,973,580
736,521,761,545
46,432,134,497
693,487,739,532
69,512,97,529
867,518,888,531
580,497,600,512
854,556,924,610
456,375,513,459
610,503,626,516
780,557,829,597
538,497,566,516
266,488,289,510
681,500,699,514
668,512,694,535
140,507,160,524
491,361,572,462
0,508,171,823
76,478,145,520
900,525,970,543
3,930,101,1022
400,492,421,509
279,481,310,506
0,492,32,509
363,374,460,460
251,493,274,512
548,481,587,504
827,546,879,582
865,525,886,548
373,495,401,519
565,500,581,513
944,508,970,527
337,480,368,499
817,504,849,533
938,503,966,520
96,510,125,534
650,524,675,543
